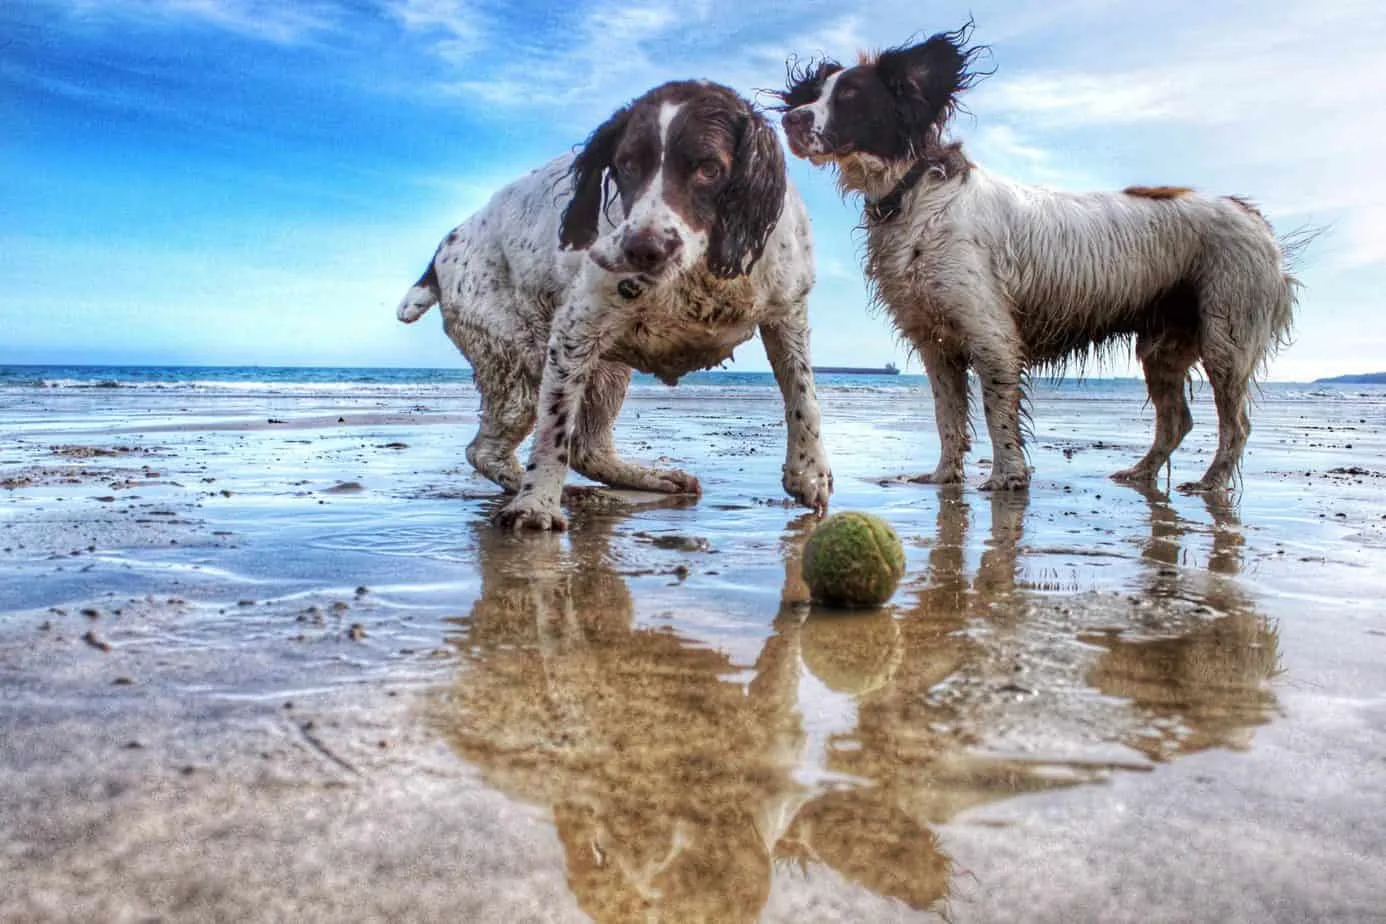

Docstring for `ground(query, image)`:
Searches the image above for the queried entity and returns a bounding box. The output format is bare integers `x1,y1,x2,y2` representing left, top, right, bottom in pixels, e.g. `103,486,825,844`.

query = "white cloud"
439,0,694,114
981,73,1182,126
386,0,487,64
65,0,338,44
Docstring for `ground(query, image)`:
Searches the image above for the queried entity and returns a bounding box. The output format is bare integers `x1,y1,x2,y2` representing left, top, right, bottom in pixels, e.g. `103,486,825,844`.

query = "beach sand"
2,379,1384,922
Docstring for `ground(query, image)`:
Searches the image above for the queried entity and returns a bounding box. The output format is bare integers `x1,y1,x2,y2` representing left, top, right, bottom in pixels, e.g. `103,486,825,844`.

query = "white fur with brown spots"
397,81,831,530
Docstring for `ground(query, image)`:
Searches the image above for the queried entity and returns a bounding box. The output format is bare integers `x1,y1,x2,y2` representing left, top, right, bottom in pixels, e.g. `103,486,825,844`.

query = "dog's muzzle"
781,108,818,157
621,228,683,277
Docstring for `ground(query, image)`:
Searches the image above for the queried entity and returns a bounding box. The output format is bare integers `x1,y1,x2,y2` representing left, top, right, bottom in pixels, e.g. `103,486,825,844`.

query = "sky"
2,0,1384,380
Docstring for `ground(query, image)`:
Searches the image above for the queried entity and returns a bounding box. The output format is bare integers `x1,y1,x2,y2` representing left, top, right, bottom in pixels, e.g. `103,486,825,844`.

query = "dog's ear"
708,110,787,279
560,106,630,250
875,26,976,144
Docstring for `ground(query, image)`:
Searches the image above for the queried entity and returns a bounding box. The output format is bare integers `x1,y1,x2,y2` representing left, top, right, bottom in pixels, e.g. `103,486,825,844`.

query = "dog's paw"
1177,466,1236,495
783,460,833,515
907,467,964,485
1110,465,1157,485
980,470,1031,492
651,468,702,496
493,492,568,531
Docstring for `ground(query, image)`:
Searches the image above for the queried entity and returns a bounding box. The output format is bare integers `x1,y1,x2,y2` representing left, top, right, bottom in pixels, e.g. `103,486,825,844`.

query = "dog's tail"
1267,224,1322,355
396,262,440,323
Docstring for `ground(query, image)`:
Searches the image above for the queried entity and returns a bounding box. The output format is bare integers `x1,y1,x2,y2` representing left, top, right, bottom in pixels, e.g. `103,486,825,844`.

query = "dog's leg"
467,370,537,493
570,361,702,494
1180,360,1250,494
1113,334,1197,485
974,490,1028,600
970,336,1030,492
495,280,618,531
910,347,970,484
761,319,832,514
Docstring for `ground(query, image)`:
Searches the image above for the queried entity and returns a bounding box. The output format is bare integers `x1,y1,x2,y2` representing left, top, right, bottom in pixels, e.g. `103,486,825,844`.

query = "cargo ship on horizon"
811,361,900,376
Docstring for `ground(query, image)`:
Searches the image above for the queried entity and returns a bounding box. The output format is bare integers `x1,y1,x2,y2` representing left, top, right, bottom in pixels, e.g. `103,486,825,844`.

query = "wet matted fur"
775,25,1298,492
397,80,831,529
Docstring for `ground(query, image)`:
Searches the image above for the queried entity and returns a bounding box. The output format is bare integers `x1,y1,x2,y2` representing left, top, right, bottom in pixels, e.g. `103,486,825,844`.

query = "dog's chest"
866,221,962,346
604,275,760,385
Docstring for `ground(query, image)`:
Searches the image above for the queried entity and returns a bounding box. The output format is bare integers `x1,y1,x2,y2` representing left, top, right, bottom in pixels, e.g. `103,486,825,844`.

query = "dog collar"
865,160,930,224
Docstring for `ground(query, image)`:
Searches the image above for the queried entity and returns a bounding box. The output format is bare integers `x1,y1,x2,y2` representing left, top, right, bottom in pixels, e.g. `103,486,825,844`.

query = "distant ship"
812,362,901,376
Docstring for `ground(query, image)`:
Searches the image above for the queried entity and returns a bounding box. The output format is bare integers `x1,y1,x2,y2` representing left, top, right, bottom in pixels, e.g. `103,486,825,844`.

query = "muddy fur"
776,25,1299,493
397,81,832,529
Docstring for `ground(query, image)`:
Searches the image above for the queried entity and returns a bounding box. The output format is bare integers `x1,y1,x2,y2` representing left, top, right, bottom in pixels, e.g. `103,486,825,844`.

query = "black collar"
864,160,930,224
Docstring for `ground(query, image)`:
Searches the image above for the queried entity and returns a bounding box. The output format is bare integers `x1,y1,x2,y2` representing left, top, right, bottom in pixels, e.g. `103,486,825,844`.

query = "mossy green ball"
801,512,905,608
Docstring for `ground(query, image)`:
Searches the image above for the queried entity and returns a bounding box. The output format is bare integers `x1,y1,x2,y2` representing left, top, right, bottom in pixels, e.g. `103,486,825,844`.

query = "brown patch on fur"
1124,186,1193,200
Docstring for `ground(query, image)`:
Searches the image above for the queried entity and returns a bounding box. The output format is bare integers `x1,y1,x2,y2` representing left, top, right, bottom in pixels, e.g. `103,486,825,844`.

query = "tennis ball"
801,512,905,608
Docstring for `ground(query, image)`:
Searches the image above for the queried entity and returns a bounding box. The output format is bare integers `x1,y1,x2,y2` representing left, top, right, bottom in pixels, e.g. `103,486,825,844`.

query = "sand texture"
2,379,1384,922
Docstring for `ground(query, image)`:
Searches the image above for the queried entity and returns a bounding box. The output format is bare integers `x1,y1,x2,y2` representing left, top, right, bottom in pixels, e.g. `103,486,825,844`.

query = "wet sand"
2,380,1384,922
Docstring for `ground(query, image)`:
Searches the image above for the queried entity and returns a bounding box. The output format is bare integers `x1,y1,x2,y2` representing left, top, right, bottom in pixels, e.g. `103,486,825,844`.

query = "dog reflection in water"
434,511,947,921
1083,487,1279,760
431,491,1279,921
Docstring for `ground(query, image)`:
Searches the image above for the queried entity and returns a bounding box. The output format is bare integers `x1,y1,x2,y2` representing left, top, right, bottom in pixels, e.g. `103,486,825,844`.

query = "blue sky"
2,0,1383,379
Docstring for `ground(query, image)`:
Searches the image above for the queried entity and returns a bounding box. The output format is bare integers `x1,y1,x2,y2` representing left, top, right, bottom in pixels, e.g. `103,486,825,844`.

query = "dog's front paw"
1177,465,1235,495
1111,465,1158,485
493,492,568,531
907,465,964,485
650,468,702,496
979,469,1031,492
783,458,833,515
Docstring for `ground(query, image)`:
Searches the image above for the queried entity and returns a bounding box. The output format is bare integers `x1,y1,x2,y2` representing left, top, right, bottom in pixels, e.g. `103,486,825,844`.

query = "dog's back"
395,156,581,333
899,169,1294,369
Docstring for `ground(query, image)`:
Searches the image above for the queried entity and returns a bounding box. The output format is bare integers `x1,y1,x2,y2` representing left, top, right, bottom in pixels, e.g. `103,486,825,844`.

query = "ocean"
0,363,1377,403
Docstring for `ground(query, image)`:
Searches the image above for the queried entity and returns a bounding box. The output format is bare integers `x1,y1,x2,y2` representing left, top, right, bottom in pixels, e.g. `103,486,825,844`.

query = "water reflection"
1084,487,1280,760
439,515,803,921
431,489,1281,920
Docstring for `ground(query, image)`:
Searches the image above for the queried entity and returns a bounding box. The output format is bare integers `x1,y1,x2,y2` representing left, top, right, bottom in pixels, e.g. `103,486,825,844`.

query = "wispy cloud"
385,0,488,64
982,72,1182,127
433,0,699,116
966,124,1104,190
63,0,339,44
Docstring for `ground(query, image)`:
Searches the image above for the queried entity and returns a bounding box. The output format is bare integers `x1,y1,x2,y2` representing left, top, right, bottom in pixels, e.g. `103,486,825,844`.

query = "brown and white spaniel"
398,80,831,529
775,25,1300,493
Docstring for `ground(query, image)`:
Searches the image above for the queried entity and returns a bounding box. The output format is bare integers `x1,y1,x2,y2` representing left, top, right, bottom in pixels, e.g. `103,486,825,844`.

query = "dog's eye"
615,156,637,177
695,161,723,183
837,85,858,102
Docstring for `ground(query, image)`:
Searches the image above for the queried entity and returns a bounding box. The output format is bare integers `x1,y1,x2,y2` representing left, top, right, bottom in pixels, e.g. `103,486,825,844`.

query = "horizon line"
1,361,1378,384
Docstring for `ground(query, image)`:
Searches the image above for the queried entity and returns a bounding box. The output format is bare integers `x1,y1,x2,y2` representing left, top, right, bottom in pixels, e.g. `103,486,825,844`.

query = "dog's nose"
782,108,812,133
622,230,681,275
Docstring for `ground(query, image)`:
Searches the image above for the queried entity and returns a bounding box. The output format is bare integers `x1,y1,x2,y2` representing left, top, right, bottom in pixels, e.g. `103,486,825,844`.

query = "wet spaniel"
775,25,1299,493
398,80,831,529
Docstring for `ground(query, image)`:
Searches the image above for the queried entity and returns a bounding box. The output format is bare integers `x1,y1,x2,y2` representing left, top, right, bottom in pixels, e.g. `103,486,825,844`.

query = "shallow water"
1,374,1384,921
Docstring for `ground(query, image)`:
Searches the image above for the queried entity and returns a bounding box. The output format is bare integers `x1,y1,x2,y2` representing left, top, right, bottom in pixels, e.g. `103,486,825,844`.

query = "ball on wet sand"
801,512,905,607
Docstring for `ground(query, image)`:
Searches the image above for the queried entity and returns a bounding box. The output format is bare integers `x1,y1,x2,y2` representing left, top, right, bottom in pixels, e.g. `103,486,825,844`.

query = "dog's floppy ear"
560,106,631,250
708,109,786,279
875,25,978,145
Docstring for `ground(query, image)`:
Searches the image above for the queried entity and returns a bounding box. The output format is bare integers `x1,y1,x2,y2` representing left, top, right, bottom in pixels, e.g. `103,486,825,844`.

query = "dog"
397,80,832,529
774,25,1298,492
